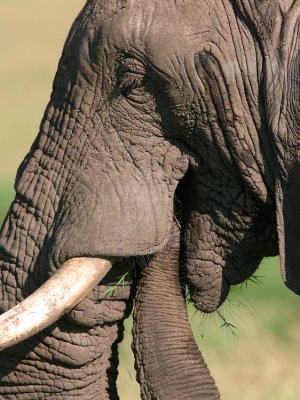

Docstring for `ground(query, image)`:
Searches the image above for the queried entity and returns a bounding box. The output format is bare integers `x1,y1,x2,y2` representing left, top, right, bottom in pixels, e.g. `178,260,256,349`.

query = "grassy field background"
0,1,299,399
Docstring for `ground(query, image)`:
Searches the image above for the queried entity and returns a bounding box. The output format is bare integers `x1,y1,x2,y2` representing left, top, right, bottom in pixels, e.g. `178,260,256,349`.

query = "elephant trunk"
0,202,132,399
0,99,133,398
133,223,220,400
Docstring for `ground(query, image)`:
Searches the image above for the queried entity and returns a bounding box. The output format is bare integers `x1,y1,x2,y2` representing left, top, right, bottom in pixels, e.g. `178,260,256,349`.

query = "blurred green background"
0,1,299,399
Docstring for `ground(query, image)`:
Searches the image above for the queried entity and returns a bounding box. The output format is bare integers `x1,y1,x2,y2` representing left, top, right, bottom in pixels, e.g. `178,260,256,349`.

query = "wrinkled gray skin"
0,0,299,398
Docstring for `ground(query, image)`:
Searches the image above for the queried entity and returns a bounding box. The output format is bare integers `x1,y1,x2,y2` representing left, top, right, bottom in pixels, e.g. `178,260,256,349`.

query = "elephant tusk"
0,257,112,350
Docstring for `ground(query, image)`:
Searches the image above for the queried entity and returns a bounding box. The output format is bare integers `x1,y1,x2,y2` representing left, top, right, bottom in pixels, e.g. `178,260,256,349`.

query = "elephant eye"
118,57,146,97
120,74,145,97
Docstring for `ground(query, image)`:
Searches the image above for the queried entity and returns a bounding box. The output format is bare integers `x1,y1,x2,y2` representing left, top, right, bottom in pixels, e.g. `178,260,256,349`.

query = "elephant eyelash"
117,55,146,97
119,73,144,97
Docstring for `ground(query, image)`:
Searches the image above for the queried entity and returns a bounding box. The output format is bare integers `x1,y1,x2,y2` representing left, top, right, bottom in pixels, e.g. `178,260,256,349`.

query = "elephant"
0,0,299,398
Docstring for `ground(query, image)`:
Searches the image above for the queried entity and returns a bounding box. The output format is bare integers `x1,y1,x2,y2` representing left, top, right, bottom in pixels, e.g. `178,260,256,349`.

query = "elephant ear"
276,165,300,295
231,1,299,69
230,0,300,152
232,0,300,293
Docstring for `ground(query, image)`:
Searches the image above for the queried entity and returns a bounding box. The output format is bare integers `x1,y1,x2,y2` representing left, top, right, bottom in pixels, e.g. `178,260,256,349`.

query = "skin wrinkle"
196,74,237,173
5,208,44,294
209,29,260,170
223,3,259,131
0,307,128,396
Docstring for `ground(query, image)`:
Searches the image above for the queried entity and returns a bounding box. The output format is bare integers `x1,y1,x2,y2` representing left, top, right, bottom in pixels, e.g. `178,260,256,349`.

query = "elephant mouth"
0,172,279,349
175,173,279,314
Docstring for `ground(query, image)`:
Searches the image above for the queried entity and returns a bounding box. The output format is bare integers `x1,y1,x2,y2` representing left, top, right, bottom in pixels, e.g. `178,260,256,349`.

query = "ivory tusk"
0,257,112,350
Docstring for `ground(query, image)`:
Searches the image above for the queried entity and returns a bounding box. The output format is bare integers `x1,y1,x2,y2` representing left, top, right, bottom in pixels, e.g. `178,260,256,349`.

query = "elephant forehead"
106,1,213,59
71,1,225,74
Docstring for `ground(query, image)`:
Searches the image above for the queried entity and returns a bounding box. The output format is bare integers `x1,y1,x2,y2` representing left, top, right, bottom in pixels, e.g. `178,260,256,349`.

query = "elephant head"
0,1,299,399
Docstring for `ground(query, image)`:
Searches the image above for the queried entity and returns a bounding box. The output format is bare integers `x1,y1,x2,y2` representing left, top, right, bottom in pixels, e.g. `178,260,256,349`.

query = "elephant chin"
0,257,112,350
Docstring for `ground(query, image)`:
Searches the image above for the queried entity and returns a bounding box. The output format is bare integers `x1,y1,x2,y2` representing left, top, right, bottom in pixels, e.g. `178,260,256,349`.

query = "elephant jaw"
0,257,112,350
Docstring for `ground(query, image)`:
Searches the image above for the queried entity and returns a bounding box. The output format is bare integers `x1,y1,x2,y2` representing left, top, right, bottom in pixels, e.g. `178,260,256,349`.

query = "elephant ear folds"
232,1,300,54
231,0,280,40
276,165,300,296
